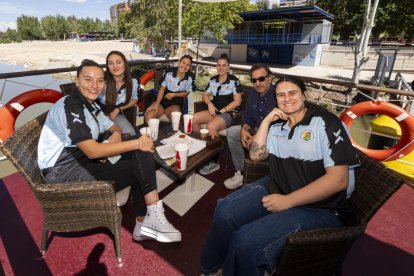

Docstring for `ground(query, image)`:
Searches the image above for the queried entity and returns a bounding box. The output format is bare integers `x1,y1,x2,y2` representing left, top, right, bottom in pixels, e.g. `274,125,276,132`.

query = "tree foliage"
117,0,177,47
255,0,270,10
17,15,43,40
118,0,254,49
316,0,414,39
13,14,115,42
41,15,69,40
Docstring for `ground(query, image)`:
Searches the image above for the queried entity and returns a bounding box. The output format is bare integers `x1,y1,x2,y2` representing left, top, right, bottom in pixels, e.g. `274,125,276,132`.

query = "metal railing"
2,58,414,165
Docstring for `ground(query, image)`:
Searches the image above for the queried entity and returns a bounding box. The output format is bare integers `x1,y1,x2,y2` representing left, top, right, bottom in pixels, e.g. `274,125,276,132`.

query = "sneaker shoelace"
154,207,176,231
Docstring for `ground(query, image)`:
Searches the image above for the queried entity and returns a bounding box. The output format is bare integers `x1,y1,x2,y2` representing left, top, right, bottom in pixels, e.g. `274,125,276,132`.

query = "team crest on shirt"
302,130,313,142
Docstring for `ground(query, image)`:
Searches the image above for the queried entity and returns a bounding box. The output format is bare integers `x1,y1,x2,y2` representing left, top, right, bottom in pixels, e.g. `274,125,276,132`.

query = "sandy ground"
0,40,158,70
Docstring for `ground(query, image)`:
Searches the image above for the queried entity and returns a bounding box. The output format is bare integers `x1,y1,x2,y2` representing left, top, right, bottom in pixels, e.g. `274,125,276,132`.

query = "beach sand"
0,40,156,70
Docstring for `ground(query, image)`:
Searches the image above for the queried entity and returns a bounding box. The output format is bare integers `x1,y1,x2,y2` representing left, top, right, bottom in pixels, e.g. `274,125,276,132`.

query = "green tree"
183,0,252,57
119,0,254,54
316,0,414,39
6,28,22,42
41,15,68,40
373,0,414,38
123,0,177,47
77,17,99,34
17,15,43,40
66,15,78,33
255,0,270,10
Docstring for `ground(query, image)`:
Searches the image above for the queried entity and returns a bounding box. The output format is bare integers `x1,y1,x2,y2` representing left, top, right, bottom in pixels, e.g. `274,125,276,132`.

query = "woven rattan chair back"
0,113,124,264
1,113,47,189
347,151,405,226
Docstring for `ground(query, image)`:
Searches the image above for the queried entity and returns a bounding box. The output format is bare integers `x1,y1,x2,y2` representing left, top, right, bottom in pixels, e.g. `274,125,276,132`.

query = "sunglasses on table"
250,75,269,84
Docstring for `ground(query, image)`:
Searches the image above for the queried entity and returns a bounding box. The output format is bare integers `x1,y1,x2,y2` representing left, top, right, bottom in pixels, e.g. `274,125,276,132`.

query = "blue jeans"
200,176,342,276
227,125,245,172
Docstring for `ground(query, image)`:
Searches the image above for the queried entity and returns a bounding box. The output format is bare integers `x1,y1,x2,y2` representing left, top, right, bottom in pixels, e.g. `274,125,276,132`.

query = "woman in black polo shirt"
193,53,242,174
144,55,195,121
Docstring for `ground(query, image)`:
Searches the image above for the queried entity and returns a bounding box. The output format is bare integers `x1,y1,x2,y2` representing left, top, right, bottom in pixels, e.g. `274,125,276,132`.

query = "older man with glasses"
223,64,276,189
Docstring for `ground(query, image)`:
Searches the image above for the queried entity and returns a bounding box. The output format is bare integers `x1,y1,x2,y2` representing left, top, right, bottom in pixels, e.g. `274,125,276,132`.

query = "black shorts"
160,95,184,110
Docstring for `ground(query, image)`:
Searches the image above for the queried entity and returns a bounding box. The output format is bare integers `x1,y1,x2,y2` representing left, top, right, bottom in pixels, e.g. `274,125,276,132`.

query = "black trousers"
43,150,157,216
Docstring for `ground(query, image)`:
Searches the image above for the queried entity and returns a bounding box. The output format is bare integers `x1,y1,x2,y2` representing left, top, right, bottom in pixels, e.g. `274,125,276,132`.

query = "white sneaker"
141,200,182,243
133,220,155,241
224,170,243,189
199,162,220,175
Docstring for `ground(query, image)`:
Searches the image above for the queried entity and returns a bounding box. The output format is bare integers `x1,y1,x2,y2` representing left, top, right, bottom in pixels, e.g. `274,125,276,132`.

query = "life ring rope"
340,101,414,161
0,88,63,142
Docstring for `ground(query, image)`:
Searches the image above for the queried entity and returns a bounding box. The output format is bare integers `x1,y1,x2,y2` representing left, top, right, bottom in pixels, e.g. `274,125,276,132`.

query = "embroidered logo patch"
302,130,313,142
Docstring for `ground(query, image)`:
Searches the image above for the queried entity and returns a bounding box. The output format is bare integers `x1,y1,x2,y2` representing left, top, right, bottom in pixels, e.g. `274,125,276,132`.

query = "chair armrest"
194,100,208,113
243,159,269,185
275,225,365,276
122,105,137,127
142,90,156,111
286,225,364,245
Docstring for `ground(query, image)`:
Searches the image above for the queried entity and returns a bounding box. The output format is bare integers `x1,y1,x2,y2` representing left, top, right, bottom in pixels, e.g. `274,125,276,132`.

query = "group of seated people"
37,50,359,275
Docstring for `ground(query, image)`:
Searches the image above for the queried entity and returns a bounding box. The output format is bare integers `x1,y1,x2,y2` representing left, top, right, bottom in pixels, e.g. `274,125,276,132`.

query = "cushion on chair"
116,186,131,207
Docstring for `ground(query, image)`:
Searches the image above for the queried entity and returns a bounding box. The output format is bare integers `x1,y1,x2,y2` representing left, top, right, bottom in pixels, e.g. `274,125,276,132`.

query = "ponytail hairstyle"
77,59,101,76
218,53,230,64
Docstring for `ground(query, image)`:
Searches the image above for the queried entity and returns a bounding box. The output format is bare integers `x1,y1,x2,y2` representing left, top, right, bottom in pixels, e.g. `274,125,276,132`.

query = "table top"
150,124,223,180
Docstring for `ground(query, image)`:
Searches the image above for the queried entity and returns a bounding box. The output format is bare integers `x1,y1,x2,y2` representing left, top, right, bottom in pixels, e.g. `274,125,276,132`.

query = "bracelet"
118,107,122,113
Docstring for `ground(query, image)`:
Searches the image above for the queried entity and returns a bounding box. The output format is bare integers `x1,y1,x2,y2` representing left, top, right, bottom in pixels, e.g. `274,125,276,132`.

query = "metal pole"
178,0,183,57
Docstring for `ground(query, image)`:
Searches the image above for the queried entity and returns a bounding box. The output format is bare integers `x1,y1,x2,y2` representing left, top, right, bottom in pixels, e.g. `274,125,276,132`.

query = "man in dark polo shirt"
224,64,276,189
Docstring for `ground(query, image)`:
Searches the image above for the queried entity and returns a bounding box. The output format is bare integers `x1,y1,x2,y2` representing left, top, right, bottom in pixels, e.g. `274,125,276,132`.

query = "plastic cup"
140,127,151,136
171,111,182,131
175,143,189,171
200,129,209,140
148,118,160,140
183,114,194,134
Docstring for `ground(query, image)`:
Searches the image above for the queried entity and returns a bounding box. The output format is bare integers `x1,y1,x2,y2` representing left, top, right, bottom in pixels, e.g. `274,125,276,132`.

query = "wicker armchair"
243,151,404,276
0,113,124,263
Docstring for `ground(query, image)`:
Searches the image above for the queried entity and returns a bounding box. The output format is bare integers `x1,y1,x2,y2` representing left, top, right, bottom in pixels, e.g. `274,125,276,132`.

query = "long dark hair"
104,51,133,113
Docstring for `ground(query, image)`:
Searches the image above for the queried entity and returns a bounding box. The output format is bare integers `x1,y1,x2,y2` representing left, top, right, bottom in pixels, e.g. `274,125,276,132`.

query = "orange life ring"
139,70,156,86
137,70,156,110
0,89,63,142
340,101,414,161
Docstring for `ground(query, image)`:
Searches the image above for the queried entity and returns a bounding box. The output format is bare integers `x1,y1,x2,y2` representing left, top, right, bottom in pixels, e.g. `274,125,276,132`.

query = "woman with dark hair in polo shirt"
200,76,359,275
37,59,181,244
144,55,195,122
193,53,242,175
97,51,139,136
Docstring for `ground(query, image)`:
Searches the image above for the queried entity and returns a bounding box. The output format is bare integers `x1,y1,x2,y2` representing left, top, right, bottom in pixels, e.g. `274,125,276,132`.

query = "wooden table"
151,124,223,216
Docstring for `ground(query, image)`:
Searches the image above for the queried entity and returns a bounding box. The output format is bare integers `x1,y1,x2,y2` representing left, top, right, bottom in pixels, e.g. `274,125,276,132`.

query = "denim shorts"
218,112,233,128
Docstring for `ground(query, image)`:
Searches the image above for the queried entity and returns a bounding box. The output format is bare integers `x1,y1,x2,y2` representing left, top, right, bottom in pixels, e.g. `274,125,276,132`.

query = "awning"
239,5,334,22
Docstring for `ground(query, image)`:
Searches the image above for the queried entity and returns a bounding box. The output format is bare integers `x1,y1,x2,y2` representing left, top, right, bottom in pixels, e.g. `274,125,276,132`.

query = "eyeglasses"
250,75,269,84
